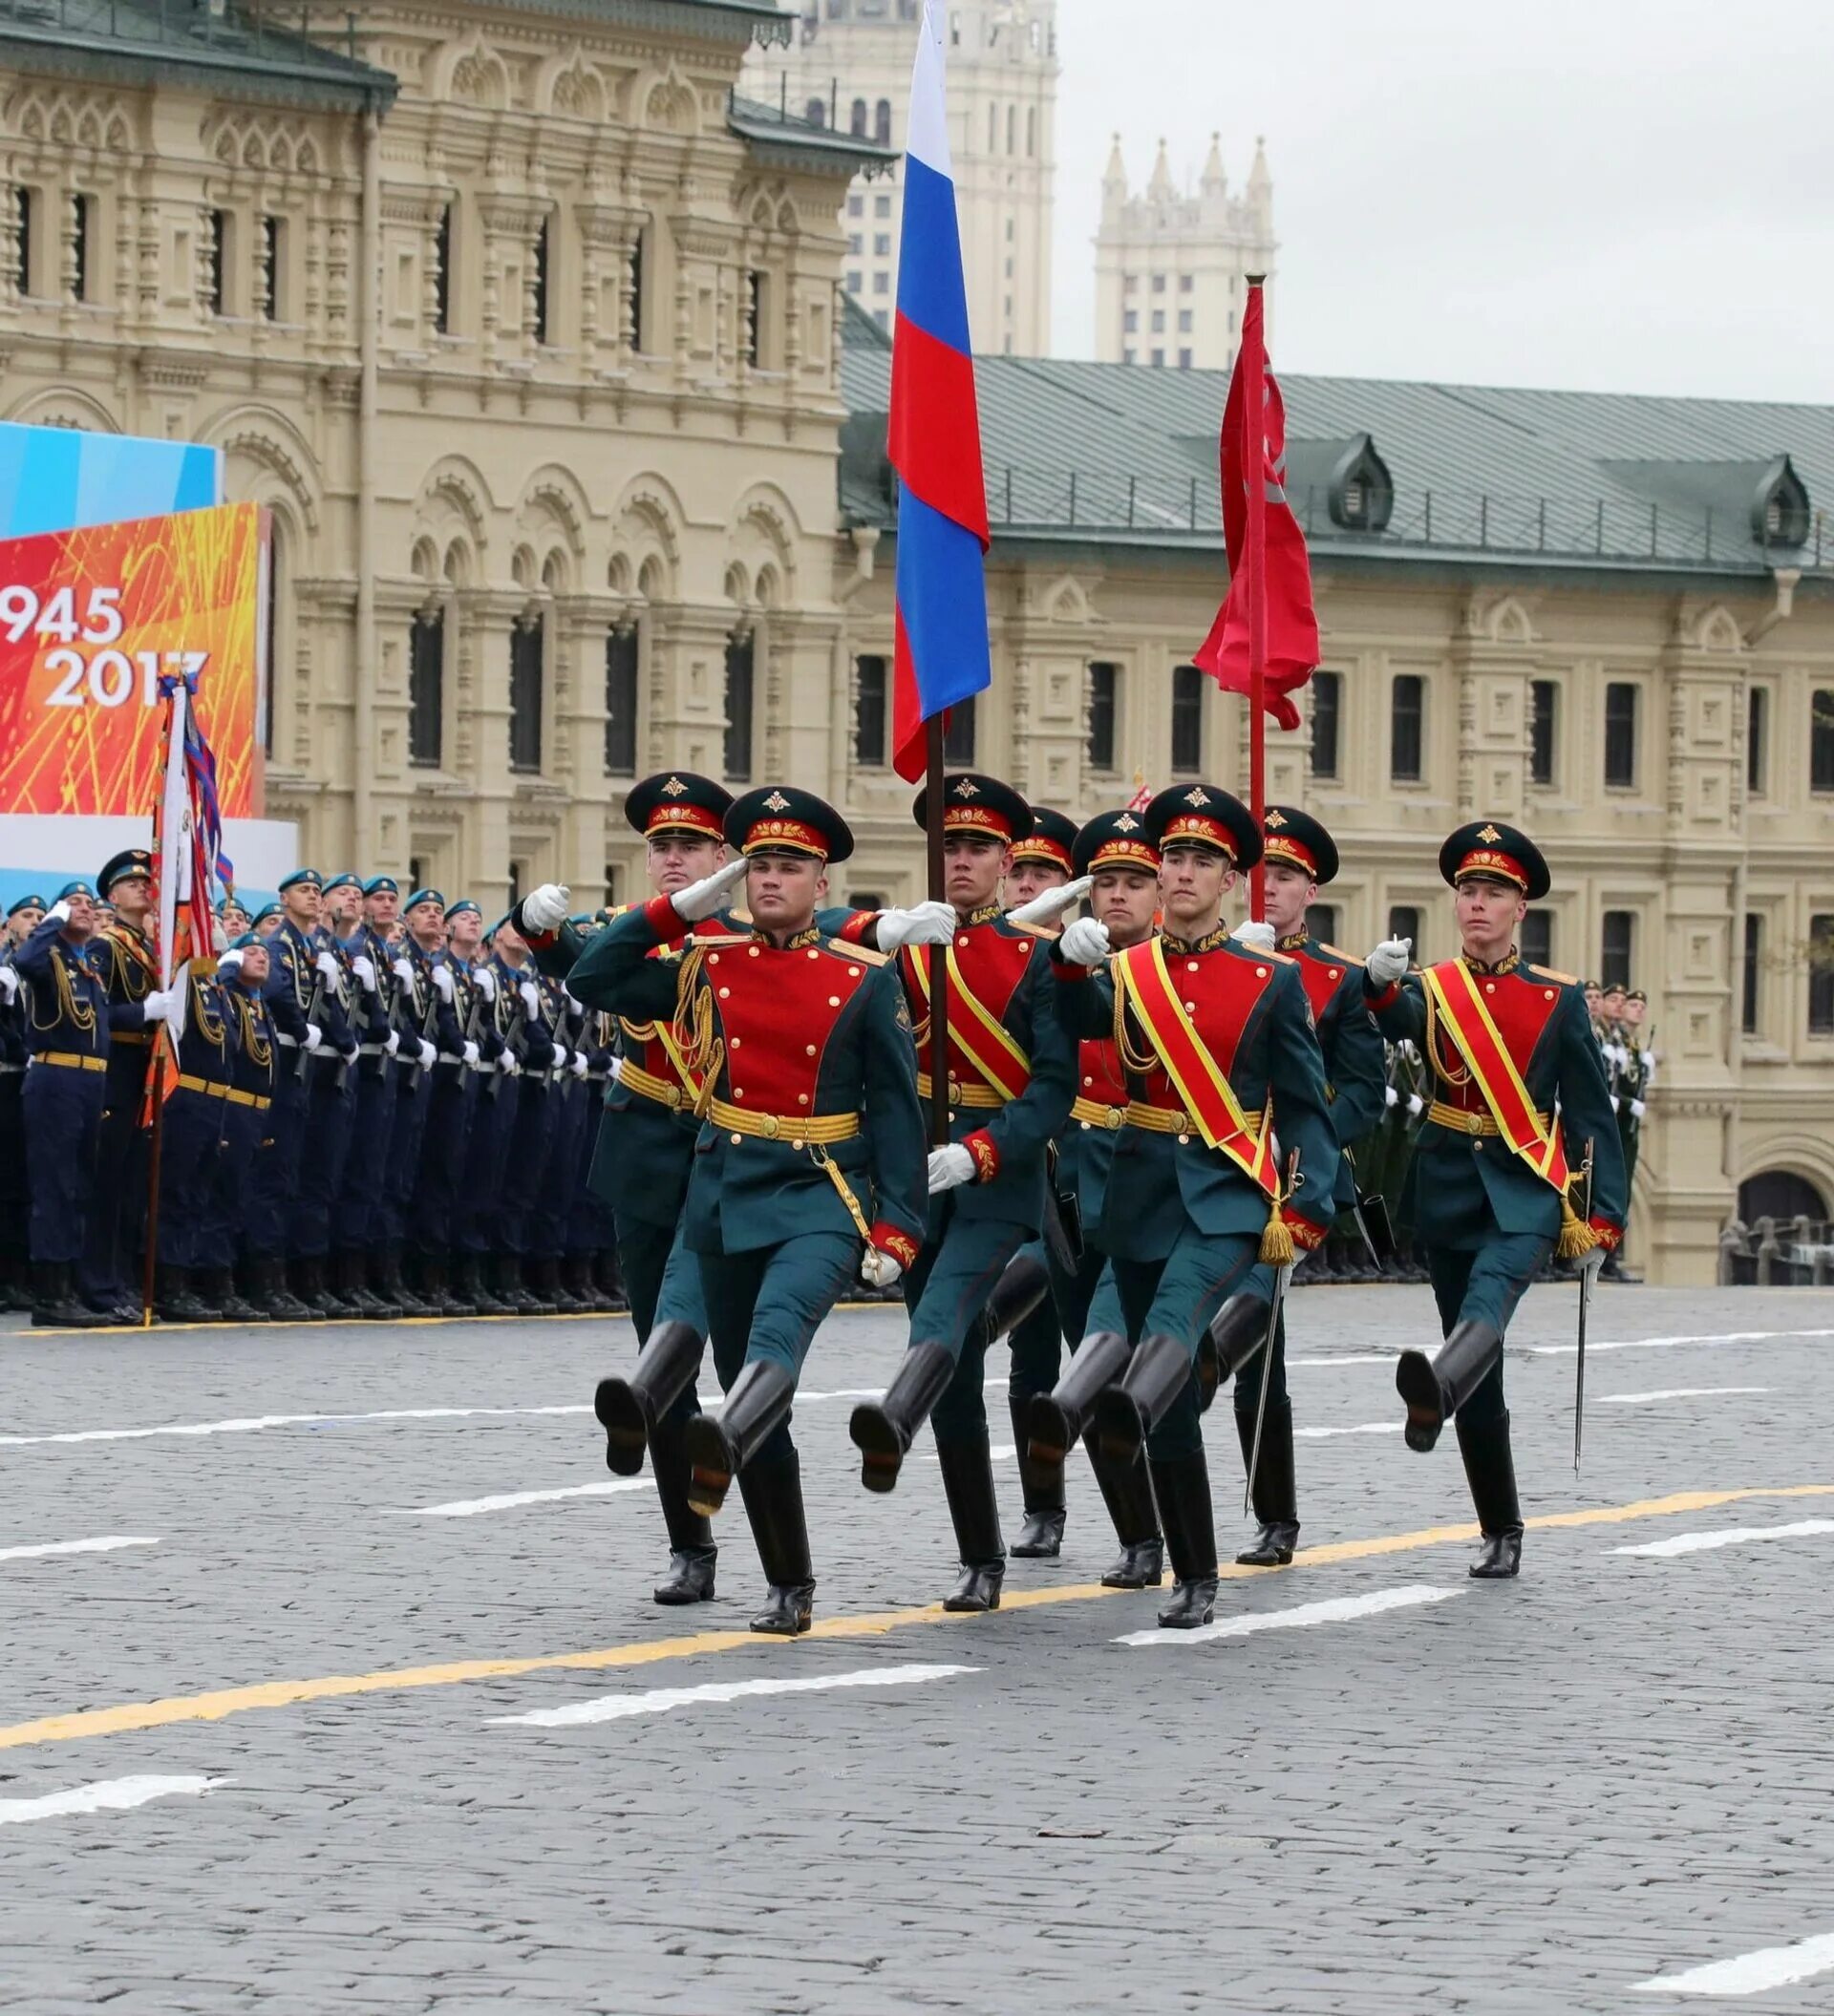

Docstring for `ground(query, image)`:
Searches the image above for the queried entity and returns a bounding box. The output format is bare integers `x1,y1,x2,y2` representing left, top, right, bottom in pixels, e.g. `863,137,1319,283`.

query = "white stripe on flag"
906,0,954,180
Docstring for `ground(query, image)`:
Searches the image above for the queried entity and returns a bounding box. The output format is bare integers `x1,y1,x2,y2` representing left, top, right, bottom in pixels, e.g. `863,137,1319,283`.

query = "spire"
1248,133,1272,198
1200,132,1226,196
1147,137,1175,201
1102,131,1128,197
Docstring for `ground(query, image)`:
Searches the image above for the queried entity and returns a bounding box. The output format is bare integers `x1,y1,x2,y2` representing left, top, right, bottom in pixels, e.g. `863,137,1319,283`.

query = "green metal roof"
839,301,1834,578
0,0,395,110
728,91,897,175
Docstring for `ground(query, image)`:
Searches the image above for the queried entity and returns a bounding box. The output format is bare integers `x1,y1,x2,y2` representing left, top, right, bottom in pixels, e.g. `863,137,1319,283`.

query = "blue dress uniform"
0,893,48,1310
1366,821,1626,1578
293,886,363,1316
379,900,450,1314
847,774,1077,1616
456,939,526,1313
333,882,404,1308
13,886,113,1326
206,944,281,1279
527,975,591,1312
153,963,240,1323
408,902,489,1316
84,849,160,1321
497,955,561,1304
1203,806,1391,1569
568,786,926,1636
1039,787,1338,1627
566,993,618,1303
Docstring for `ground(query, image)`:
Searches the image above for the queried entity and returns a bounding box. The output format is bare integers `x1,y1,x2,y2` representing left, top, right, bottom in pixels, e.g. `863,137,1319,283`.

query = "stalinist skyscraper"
744,0,1058,357
1094,135,1277,371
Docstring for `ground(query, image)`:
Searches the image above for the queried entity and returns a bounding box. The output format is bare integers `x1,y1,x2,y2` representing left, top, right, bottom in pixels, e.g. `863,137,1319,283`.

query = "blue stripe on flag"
895,156,973,358
894,487,989,713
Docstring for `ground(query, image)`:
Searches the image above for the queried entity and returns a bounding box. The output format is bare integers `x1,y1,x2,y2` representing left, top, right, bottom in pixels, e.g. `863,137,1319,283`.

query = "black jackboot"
937,1432,1007,1612
337,1249,391,1318
458,1252,510,1316
207,1268,266,1325
493,1253,543,1315
151,1265,215,1326
32,1261,96,1328
1396,1319,1503,1454
518,1254,558,1315
1026,1329,1129,1479
365,1250,406,1317
543,1255,586,1316
1088,1429,1164,1587
1457,1409,1524,1579
382,1246,432,1318
1094,1333,1193,1470
848,1341,954,1494
980,1249,1052,1346
1200,1292,1272,1414
423,1253,475,1318
736,1455,816,1635
1008,1396,1066,1559
649,1412,717,1605
1233,1398,1299,1566
292,1255,342,1320
1150,1447,1220,1629
594,1321,705,1476
683,1359,796,1517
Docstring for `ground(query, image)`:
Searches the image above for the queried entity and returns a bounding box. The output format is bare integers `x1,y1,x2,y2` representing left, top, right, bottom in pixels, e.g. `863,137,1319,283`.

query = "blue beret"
403,888,444,913
230,932,264,951
321,872,361,896
6,892,47,918
445,899,480,922
278,868,322,893
362,876,399,899
250,902,283,926
56,880,96,902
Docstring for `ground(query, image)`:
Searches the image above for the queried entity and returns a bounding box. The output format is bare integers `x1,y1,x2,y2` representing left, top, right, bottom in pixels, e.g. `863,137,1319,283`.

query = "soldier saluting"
1362,821,1626,1578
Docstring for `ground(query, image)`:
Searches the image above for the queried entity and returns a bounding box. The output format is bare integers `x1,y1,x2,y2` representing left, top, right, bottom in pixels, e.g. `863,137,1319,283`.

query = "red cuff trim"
964,1129,1000,1183
871,1222,920,1270
836,910,880,946
1589,1217,1623,1253
524,926,557,951
1284,1210,1328,1252
1365,979,1401,1011
1051,953,1094,981
642,892,691,944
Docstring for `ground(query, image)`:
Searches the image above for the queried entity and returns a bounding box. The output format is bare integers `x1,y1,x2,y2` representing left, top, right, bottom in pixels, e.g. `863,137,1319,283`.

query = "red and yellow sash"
1112,938,1277,1199
906,945,1032,1103
1420,960,1570,1194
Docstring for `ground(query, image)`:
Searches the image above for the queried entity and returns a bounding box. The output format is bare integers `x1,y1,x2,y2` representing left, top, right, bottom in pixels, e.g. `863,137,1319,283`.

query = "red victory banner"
0,502,267,819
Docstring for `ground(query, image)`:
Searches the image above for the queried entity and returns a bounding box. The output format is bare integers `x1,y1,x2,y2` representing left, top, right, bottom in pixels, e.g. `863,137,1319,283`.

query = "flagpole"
925,713,949,1148
140,680,185,1328
1244,272,1269,922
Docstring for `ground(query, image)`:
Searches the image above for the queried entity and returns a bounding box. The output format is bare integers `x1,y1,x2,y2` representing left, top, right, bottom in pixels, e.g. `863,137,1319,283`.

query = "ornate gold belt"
1122,1102,1262,1138
618,1058,691,1111
916,1072,1003,1110
1426,1099,1550,1137
1071,1096,1127,1130
38,1051,106,1072
706,1098,860,1146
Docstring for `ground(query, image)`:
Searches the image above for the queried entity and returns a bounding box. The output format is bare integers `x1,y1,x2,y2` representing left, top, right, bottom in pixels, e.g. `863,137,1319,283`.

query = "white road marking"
1598,1388,1770,1406
1117,1583,1461,1649
1528,1326,1834,1359
1611,1518,1834,1560
0,1404,593,1449
1289,1353,1402,1369
494,1662,979,1729
1633,1930,1834,1997
390,1480,654,1518
0,1775,226,1828
0,1536,159,1564
923,1445,1016,1464
1293,1421,1404,1441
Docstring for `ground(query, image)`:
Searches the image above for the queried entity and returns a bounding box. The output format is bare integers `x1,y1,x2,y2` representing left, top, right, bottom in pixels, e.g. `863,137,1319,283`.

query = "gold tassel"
1556,1186,1598,1261
1259,1204,1295,1268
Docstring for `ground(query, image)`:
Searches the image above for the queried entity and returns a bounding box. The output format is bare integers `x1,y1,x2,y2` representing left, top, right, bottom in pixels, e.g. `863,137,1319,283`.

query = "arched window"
805,97,827,129
509,616,544,773
409,608,444,768
850,97,868,138
875,98,892,146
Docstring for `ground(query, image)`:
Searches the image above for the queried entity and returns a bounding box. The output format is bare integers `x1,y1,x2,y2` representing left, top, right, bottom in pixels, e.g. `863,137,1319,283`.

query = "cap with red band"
1438,819,1550,902
623,771,734,845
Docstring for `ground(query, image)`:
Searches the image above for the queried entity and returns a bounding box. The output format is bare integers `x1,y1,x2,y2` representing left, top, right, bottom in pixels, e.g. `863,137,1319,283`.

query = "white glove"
141,989,174,1023
475,967,497,1001
671,858,749,924
391,958,413,985
1366,937,1412,987
1384,1084,1399,1107
608,1055,625,1083
1007,876,1094,929
550,1047,570,1072
384,1029,400,1057
1056,918,1112,967
498,1050,521,1076
1630,1098,1647,1119
569,1051,589,1080
1231,920,1277,953
412,1038,434,1069
927,1143,976,1194
462,1041,481,1069
0,966,16,1004
1406,1093,1424,1116
522,883,571,934
875,900,957,953
352,955,377,990
1578,1243,1608,1284
218,948,245,974
432,964,454,1001
48,900,71,927
1609,1095,1620,1113
304,1024,324,1054
519,980,542,1017
860,1247,904,1289
314,950,339,985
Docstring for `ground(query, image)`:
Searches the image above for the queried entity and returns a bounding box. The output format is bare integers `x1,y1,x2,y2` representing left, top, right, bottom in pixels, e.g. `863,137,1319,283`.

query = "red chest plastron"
707,941,873,1113
901,923,1032,1090
1427,966,1561,1112
1078,1035,1128,1108
1294,945,1344,1024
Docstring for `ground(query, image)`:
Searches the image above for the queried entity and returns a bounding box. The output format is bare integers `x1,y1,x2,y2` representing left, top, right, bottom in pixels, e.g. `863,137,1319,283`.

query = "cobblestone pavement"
2,1284,1832,2015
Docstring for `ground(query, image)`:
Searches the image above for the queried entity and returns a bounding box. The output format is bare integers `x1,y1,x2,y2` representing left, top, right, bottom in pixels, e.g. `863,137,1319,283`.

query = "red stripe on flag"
888,311,991,545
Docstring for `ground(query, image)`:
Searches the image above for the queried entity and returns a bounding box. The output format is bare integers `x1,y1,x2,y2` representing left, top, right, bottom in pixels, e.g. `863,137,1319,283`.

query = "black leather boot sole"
594,1378,650,1476
682,1417,738,1518
848,1342,953,1495
1395,1349,1446,1453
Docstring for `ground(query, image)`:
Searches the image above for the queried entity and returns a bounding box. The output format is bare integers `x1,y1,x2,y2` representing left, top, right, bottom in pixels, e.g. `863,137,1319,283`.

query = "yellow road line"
2,1483,1827,1753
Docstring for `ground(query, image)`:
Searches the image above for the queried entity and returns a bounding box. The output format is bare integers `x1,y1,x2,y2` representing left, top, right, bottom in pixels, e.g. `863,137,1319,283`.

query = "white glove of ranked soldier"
218,948,245,975
47,900,71,927
384,1029,400,1057
498,1050,521,1077
0,966,17,1005
141,989,175,1023
304,1024,324,1054
1231,920,1277,954
462,1041,481,1069
875,900,956,953
1007,876,1094,930
432,963,454,1001
352,954,377,990
550,1047,571,1072
1056,918,1112,967
671,858,749,924
314,950,340,986
518,979,542,1017
1366,937,1413,987
522,883,571,934
569,1051,589,1080
927,1143,976,1195
860,1247,904,1289
474,966,497,1002
416,1039,437,1070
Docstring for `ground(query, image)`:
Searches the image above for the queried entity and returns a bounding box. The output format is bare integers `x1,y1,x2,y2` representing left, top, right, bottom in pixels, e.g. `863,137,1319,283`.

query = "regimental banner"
0,503,266,819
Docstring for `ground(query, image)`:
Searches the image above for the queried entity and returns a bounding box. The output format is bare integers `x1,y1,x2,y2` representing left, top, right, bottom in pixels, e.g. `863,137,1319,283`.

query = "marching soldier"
0,893,47,1311
15,882,117,1326
86,849,164,1324
333,877,406,1314
1035,786,1337,1627
1203,806,1389,1566
566,785,926,1634
1611,988,1653,1276
848,774,1077,1614
1363,821,1626,1577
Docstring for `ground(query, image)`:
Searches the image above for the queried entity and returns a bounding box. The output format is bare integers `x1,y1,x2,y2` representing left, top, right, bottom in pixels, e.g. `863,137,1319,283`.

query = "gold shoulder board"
1318,943,1365,968
1530,965,1581,986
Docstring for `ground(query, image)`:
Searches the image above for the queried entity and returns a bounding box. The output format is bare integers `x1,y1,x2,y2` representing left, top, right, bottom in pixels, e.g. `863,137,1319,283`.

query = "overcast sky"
1050,0,1832,401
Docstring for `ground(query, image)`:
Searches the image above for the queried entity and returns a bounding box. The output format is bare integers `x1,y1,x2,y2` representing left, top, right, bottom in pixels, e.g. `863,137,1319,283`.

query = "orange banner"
0,502,266,818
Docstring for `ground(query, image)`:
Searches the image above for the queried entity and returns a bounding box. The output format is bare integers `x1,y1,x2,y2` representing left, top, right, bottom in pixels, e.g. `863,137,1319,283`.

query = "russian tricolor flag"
887,0,991,783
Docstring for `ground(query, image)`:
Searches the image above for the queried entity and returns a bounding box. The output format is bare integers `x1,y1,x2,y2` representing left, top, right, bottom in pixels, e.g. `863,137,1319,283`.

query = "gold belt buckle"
1105,1105,1123,1129
762,1114,780,1138
1466,1112,1483,1136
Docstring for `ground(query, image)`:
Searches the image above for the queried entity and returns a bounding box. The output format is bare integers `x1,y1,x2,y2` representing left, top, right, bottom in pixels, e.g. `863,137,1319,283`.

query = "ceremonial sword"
1573,1135,1596,1476
1245,1148,1302,1517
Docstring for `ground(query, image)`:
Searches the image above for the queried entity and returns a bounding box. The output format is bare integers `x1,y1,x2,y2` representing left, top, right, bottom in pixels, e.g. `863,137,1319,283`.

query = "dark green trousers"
903,1207,1030,1449
1424,1233,1551,1427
